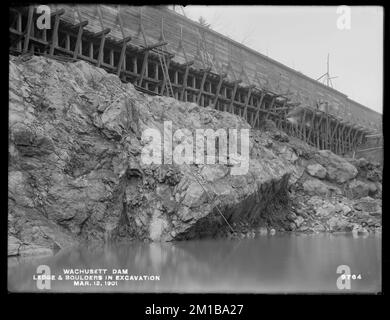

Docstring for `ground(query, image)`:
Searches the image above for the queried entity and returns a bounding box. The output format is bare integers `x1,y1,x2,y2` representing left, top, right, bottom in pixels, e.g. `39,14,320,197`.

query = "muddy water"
8,233,381,293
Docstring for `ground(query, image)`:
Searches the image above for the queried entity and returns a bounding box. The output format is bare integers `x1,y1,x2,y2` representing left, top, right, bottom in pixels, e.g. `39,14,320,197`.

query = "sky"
180,6,383,114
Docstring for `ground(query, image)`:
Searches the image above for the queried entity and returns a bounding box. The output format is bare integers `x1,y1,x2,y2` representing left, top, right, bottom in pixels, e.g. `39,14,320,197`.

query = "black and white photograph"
8,4,383,296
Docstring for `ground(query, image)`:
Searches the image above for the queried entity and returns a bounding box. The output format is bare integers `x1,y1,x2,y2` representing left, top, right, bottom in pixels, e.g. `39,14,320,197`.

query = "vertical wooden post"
138,51,149,87
180,64,191,101
23,6,34,53
212,73,226,109
346,125,353,152
243,86,254,121
330,121,339,153
73,21,88,59
116,36,131,76
307,111,316,146
196,69,209,105
351,128,360,152
228,80,240,114
252,92,265,128
49,9,64,56
337,124,346,154
97,30,110,67
89,43,94,60
300,108,307,142
265,96,276,120
160,58,171,96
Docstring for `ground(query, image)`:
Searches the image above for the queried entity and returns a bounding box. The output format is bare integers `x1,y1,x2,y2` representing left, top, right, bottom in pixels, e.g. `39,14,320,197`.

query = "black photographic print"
8,4,382,298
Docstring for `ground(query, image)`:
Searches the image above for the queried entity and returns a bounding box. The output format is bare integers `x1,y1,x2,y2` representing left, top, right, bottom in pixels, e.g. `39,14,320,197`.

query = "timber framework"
9,5,383,156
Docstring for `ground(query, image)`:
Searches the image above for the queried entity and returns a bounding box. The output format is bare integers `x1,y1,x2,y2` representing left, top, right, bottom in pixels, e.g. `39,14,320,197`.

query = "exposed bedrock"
8,55,382,257
8,56,296,256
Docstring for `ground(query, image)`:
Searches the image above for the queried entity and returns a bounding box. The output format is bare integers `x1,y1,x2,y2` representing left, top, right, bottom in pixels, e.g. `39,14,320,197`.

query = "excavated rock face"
9,56,298,256
313,150,358,184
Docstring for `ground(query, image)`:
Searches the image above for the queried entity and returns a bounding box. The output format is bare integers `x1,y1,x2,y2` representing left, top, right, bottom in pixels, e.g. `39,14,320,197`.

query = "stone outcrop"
9,55,297,256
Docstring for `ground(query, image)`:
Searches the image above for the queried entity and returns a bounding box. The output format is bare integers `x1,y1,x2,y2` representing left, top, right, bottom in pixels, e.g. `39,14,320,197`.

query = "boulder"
181,182,207,208
316,202,336,217
327,216,352,232
200,165,228,182
314,150,358,183
353,197,381,215
303,178,341,196
306,163,327,179
348,180,372,199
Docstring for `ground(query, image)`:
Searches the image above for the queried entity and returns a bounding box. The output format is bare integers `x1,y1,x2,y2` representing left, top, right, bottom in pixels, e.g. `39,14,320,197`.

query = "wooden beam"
356,146,383,153
96,28,111,68
73,21,88,59
228,80,241,113
243,85,255,121
252,91,266,128
306,111,316,146
141,41,168,52
159,58,171,95
23,6,34,53
212,73,227,108
316,113,325,149
138,51,150,87
338,124,346,154
95,28,111,38
49,9,65,56
330,121,340,153
299,108,307,141
196,68,210,105
265,96,276,120
180,63,190,101
345,125,354,152
276,99,287,129
116,36,132,76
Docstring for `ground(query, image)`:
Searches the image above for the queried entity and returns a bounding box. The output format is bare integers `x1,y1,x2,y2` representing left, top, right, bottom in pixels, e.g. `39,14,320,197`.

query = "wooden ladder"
156,47,174,98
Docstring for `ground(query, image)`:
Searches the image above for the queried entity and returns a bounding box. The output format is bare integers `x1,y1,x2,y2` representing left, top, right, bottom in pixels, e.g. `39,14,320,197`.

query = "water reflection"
8,233,381,293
